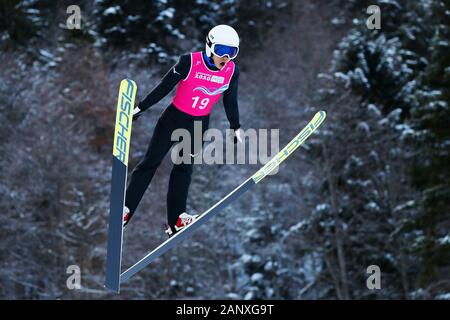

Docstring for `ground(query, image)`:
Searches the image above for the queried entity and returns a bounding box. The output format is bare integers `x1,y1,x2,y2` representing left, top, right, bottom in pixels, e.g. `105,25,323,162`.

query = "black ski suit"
125,53,240,230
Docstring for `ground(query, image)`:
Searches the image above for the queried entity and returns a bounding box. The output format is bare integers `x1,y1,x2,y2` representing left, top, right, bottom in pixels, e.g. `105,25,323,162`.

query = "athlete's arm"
137,54,191,112
222,66,240,130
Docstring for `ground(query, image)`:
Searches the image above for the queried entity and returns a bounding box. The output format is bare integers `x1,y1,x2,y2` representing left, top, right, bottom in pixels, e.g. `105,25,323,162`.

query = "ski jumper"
125,52,238,230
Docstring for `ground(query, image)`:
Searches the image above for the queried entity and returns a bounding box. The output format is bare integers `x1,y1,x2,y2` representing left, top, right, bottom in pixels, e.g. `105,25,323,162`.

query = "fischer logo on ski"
113,80,135,165
105,79,137,293
252,111,326,183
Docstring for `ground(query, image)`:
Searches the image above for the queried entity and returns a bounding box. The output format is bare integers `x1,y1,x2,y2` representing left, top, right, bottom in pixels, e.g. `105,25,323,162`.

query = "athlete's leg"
167,116,209,228
125,111,175,220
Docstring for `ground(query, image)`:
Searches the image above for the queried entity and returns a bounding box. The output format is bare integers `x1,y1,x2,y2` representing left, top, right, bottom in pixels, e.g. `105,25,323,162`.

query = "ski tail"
118,110,327,284
105,79,137,293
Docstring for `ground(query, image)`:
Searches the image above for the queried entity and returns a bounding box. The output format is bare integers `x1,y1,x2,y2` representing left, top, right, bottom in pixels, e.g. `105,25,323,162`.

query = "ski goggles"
211,44,239,59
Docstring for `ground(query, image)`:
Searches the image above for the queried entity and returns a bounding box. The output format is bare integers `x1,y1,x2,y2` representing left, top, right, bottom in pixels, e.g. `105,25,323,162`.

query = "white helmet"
205,24,240,59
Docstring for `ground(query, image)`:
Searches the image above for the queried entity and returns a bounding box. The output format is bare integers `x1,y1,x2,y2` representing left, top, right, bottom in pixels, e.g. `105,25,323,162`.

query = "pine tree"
408,0,450,298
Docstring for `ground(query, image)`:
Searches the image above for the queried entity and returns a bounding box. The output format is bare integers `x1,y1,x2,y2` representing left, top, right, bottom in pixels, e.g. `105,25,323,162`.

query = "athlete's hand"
230,128,243,144
132,106,143,121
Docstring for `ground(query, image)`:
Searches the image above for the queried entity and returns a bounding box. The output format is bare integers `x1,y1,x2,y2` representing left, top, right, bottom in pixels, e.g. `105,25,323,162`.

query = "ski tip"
313,110,327,125
121,78,137,87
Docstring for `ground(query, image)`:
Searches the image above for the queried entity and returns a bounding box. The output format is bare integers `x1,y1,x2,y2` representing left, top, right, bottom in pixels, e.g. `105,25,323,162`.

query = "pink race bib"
172,52,235,116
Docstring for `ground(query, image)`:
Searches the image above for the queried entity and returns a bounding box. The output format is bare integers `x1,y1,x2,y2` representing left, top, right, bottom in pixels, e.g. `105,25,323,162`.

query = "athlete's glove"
132,105,144,121
229,128,243,144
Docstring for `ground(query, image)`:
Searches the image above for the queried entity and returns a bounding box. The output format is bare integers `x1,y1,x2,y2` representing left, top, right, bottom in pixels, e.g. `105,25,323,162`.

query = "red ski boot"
123,206,130,227
164,212,199,237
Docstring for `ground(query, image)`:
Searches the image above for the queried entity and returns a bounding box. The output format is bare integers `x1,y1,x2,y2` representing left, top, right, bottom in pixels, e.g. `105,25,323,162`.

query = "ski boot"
164,212,199,238
123,206,130,227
